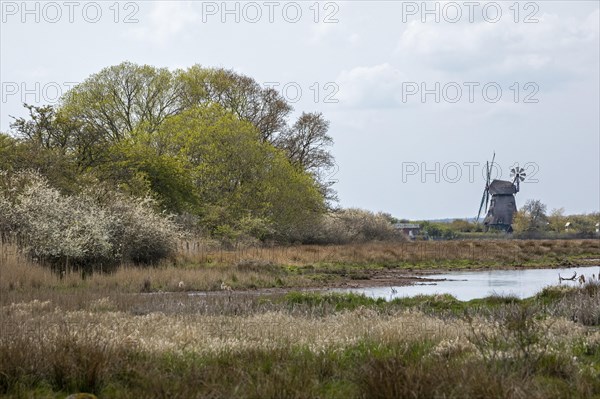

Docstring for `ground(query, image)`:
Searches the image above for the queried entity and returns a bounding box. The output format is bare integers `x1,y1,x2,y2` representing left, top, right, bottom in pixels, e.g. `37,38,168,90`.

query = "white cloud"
28,67,51,79
395,7,599,79
306,20,362,48
305,1,361,47
128,2,199,46
335,63,406,108
308,22,337,44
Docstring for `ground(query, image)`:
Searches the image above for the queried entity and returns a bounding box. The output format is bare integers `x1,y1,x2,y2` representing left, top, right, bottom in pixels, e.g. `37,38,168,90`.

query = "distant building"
393,223,421,239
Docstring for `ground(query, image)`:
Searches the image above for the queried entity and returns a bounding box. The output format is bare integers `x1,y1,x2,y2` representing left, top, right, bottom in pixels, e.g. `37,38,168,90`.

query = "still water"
335,266,600,301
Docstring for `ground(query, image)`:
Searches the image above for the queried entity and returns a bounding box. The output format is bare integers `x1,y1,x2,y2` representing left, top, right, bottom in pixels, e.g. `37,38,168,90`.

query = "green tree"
60,62,181,141
0,133,18,170
177,65,292,142
548,208,565,233
100,138,197,213
449,219,475,232
57,62,336,193
515,199,549,233
150,105,324,239
7,63,334,242
569,213,598,235
10,103,110,171
275,112,336,202
9,104,70,151
512,210,528,234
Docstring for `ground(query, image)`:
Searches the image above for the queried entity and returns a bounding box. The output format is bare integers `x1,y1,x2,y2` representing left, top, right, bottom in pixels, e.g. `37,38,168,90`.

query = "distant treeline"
417,202,599,240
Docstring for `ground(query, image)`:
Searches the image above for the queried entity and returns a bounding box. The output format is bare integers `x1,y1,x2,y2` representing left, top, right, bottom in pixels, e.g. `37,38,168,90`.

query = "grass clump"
5,338,597,398
2,280,600,398
391,293,463,312
284,292,385,311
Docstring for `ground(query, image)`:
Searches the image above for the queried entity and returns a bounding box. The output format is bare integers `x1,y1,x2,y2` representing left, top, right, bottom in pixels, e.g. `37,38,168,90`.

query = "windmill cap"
488,180,517,195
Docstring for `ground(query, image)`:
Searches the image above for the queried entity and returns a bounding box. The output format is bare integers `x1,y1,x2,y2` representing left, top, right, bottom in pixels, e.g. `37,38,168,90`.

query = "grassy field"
1,284,599,398
1,239,598,294
1,239,599,398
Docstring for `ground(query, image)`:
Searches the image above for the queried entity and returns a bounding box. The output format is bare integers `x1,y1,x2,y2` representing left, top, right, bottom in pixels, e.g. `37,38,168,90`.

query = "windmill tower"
476,153,525,232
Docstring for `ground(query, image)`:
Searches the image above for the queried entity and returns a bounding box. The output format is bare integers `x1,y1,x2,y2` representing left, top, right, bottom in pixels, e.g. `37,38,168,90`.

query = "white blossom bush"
0,195,16,241
0,170,27,239
16,180,115,264
0,170,180,268
101,192,180,264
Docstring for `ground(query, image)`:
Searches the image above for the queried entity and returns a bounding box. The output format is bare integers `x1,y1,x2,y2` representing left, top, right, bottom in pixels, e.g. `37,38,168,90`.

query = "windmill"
476,153,523,232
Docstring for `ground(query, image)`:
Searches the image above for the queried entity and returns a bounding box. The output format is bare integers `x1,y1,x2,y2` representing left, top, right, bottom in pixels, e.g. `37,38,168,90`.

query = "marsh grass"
1,239,600,397
176,238,600,267
1,307,598,398
283,292,386,312
2,239,599,296
0,241,311,297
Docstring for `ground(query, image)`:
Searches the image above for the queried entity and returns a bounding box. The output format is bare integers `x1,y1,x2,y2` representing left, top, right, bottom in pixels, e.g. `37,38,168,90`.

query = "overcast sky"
1,1,598,220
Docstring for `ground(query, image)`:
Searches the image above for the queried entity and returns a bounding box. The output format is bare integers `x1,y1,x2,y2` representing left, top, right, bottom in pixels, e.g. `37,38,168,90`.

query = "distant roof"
394,223,420,229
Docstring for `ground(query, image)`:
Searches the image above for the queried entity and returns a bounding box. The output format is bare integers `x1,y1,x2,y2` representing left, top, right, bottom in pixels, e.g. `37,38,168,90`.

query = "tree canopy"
5,62,335,242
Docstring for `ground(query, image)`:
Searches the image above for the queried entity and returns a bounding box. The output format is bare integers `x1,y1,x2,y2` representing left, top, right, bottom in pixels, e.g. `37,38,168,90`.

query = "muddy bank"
178,272,452,298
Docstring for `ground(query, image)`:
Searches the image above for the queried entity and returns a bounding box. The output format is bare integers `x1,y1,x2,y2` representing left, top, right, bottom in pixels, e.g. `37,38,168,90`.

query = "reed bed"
1,285,599,398
1,238,599,397
176,239,600,266
1,239,599,296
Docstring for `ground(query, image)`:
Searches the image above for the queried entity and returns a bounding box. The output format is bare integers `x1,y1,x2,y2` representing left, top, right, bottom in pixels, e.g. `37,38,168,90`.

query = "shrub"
96,190,181,264
0,170,180,269
0,194,17,242
551,281,600,326
308,208,404,244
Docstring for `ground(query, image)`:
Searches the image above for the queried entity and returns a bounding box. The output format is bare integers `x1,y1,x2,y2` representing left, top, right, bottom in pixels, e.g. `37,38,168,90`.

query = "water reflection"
334,266,599,301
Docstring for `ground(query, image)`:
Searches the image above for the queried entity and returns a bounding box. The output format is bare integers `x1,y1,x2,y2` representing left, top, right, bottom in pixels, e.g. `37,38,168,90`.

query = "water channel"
334,266,600,301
